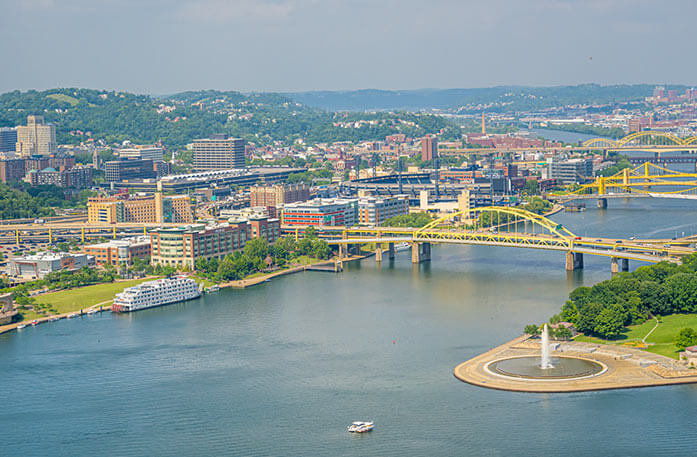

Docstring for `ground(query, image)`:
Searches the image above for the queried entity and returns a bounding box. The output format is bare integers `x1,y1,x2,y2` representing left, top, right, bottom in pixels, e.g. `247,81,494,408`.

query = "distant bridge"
324,206,695,273
553,162,697,205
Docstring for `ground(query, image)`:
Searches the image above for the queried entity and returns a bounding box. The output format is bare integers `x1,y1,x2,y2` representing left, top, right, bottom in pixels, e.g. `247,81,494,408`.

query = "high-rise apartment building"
280,198,359,227
87,193,193,224
250,183,310,208
193,135,245,170
0,159,27,183
357,195,409,226
421,136,438,162
0,127,17,153
150,217,280,270
547,157,593,184
16,115,57,156
26,165,93,189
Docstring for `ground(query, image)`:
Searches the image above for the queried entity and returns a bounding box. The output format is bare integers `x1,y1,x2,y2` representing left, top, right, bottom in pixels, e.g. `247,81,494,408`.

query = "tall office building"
193,135,245,170
118,145,164,162
421,136,438,161
16,115,57,156
104,159,156,182
0,127,17,153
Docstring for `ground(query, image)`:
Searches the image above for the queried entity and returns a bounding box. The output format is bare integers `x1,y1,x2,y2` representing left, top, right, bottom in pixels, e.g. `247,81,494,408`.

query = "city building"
15,115,57,156
357,195,409,226
104,159,156,182
87,193,193,224
26,166,93,189
118,145,164,162
6,252,92,279
193,135,245,170
246,216,281,244
421,136,438,161
0,127,17,153
280,198,358,227
547,157,593,184
83,236,152,267
250,183,310,208
150,217,280,269
150,223,249,269
0,158,27,183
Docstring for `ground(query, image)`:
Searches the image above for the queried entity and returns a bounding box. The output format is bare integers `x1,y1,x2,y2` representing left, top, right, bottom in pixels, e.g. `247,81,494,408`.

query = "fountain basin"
486,356,605,380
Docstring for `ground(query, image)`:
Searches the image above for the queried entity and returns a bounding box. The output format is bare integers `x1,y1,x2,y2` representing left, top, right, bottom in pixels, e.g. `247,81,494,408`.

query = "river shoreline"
0,255,372,335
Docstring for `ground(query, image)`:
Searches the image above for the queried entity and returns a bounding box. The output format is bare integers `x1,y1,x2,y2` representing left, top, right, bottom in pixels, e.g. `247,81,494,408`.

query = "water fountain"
485,324,605,380
540,324,552,369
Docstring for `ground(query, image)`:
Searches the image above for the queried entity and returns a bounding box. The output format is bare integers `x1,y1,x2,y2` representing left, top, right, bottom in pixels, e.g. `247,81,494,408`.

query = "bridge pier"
622,258,629,272
388,242,395,260
565,252,584,271
597,198,608,209
611,257,619,275
375,245,383,262
411,242,432,263
422,242,432,262
411,242,420,264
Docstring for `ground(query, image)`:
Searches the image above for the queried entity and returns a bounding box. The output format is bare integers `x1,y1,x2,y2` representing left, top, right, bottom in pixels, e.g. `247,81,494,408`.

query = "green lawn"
46,93,80,106
575,314,697,359
292,255,324,266
32,278,158,316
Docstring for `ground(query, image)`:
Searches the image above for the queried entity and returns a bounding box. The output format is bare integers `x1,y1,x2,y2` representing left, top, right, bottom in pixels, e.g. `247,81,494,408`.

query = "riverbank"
0,255,371,335
219,253,371,289
454,335,697,393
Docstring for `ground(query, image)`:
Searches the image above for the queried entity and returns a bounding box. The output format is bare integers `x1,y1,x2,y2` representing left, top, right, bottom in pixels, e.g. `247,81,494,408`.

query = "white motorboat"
16,324,26,330
348,421,374,433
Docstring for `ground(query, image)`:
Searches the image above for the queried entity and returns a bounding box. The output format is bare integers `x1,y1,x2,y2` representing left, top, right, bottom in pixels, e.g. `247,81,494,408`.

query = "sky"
1,0,695,94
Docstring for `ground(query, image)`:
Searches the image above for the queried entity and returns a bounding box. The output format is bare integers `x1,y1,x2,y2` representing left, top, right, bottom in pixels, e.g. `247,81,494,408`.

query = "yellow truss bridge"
326,206,695,272
555,161,697,201
583,131,697,150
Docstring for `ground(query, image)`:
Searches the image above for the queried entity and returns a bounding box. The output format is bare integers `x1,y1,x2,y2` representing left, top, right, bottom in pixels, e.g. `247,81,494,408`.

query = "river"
2,199,697,456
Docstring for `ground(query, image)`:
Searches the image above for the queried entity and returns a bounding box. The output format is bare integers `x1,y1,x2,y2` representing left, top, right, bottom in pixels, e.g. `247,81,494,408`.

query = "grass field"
575,314,697,359
46,93,80,106
29,278,158,317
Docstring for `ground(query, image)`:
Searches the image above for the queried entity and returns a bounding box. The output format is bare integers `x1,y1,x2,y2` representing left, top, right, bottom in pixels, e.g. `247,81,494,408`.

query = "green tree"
524,324,540,336
593,305,626,339
675,327,697,350
523,180,540,195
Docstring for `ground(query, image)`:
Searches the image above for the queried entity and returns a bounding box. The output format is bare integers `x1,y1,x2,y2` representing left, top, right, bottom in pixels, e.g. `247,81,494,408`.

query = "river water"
3,200,697,456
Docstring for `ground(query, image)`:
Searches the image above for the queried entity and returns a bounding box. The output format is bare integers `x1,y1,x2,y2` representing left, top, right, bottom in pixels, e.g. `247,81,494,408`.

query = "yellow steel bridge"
553,161,697,200
327,206,696,271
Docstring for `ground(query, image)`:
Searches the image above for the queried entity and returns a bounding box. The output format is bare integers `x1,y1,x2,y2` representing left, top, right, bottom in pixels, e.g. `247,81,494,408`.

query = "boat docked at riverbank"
112,276,201,313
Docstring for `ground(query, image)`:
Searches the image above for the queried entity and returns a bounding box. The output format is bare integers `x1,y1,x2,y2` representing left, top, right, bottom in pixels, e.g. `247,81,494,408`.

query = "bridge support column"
411,242,420,264
375,245,383,263
622,258,629,272
597,198,607,209
421,242,431,262
611,257,619,275
388,242,395,260
565,252,584,271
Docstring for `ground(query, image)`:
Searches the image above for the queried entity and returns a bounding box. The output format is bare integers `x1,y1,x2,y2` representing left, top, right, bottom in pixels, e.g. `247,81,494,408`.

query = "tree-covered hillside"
0,89,457,149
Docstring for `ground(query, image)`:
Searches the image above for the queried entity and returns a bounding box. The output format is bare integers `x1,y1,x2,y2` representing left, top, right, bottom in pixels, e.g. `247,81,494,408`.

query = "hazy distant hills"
286,84,673,112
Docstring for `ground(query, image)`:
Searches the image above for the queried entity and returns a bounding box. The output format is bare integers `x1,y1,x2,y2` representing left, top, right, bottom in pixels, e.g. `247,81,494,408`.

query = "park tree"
523,179,540,195
593,305,626,339
675,327,697,350
524,324,540,336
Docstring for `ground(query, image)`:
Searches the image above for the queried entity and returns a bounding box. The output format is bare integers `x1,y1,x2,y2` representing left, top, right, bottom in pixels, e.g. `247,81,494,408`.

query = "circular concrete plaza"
454,336,697,393
485,356,606,381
